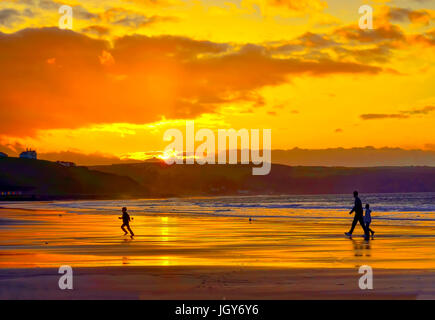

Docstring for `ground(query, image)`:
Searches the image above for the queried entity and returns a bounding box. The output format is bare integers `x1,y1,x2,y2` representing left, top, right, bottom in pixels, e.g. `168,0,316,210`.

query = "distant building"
0,186,35,199
56,161,76,167
0,152,7,158
20,149,37,159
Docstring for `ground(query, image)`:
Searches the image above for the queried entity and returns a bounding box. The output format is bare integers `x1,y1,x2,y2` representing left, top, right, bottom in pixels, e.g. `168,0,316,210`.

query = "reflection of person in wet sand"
351,238,371,257
119,207,134,238
345,191,369,240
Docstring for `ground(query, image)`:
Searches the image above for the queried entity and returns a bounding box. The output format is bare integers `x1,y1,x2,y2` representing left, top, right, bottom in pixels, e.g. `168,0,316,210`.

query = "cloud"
403,106,435,115
124,0,180,6
38,0,60,10
360,106,435,120
408,31,435,47
36,1,99,21
3,138,434,166
267,0,327,12
0,139,140,165
272,147,435,167
99,50,115,66
38,151,141,166
296,32,337,48
81,25,110,37
74,5,99,21
387,7,433,26
333,21,435,50
0,140,25,156
333,45,392,64
0,27,384,137
334,24,405,43
360,114,409,120
99,7,177,29
0,9,21,27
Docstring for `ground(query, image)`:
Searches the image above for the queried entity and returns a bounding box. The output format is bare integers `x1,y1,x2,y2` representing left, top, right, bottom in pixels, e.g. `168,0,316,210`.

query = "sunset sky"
0,0,434,163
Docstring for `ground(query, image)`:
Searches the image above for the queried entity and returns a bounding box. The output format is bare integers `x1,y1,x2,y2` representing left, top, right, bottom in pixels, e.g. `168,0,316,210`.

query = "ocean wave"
2,192,434,224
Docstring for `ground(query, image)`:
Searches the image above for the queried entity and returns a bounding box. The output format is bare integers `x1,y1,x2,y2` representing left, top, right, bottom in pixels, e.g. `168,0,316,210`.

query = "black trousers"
366,222,374,234
349,213,369,237
121,222,134,236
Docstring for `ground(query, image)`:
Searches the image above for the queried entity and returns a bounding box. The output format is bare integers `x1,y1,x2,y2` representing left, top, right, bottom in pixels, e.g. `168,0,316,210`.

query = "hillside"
2,157,433,200
0,157,145,200
90,162,435,196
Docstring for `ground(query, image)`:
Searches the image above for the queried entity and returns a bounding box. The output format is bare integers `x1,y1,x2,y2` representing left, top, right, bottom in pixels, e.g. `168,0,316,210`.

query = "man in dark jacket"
345,191,369,240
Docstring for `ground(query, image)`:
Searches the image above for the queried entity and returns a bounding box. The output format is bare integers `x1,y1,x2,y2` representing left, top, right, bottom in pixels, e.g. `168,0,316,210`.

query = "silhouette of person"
119,207,134,238
364,203,375,237
345,191,369,240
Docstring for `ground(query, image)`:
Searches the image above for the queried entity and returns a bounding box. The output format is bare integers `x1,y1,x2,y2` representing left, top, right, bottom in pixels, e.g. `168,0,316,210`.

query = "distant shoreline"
1,190,435,202
2,157,435,200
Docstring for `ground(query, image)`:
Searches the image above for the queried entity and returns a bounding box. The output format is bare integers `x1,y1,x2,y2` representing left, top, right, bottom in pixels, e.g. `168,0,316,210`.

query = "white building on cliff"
19,149,37,159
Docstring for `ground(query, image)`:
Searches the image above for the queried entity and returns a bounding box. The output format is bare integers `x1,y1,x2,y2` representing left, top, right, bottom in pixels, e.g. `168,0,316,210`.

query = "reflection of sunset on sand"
1,207,434,269
0,206,434,299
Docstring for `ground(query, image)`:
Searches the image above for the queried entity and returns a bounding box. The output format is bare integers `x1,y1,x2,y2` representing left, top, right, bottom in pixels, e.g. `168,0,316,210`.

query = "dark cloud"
4,141,435,167
38,151,140,166
409,31,435,47
360,106,434,120
74,5,99,21
0,27,384,137
0,140,25,156
387,7,433,26
0,9,21,27
37,0,97,20
268,0,326,12
334,45,392,64
297,32,337,48
402,106,435,115
0,141,141,165
38,0,59,10
268,32,337,55
334,24,405,43
272,147,435,167
81,25,110,37
124,0,179,6
100,7,177,29
360,114,409,120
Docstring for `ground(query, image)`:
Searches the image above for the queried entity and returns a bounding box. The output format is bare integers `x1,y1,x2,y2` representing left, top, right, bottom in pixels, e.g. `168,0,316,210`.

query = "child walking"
119,207,135,238
364,204,375,237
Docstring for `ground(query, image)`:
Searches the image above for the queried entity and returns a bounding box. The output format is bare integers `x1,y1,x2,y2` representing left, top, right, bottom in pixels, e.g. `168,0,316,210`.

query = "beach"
0,194,434,299
1,266,434,300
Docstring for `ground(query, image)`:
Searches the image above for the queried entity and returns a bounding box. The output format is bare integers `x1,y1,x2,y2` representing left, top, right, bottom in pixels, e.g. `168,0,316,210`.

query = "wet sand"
0,207,434,299
1,266,434,299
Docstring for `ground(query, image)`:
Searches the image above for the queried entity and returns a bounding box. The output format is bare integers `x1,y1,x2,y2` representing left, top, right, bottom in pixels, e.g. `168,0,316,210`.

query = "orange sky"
0,0,434,162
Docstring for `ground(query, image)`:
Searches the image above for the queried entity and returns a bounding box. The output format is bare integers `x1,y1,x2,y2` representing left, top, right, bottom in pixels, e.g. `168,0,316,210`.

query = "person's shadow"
351,238,371,257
